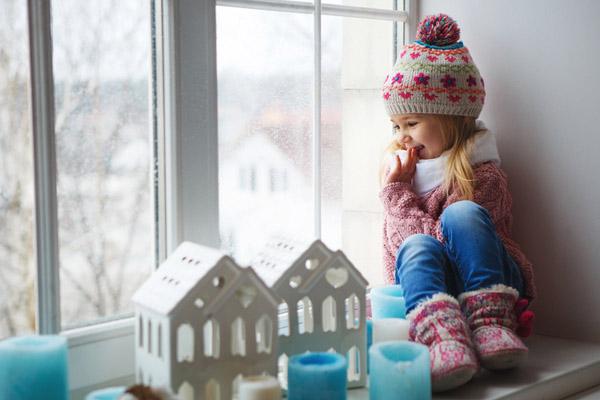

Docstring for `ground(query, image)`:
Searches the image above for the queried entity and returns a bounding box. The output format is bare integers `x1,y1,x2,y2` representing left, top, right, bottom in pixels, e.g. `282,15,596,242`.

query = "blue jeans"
395,201,524,314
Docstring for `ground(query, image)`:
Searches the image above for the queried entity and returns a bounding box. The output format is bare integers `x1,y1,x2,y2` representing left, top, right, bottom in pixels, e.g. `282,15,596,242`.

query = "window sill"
349,334,600,400
66,317,135,399
67,327,600,400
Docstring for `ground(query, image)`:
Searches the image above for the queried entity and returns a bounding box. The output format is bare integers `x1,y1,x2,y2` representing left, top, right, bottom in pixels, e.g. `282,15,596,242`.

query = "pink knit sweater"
379,161,536,301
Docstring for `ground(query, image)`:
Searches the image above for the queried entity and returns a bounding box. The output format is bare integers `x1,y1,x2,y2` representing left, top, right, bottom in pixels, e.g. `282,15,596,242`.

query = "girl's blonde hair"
379,115,478,200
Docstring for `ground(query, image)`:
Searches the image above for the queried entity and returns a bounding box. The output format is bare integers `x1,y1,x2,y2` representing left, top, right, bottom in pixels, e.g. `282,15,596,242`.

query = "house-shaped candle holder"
249,234,369,389
131,242,280,400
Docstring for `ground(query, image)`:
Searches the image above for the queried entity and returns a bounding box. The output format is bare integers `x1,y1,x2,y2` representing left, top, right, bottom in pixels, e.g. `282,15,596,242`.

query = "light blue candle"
0,335,69,400
366,318,373,373
84,387,126,400
288,352,347,400
370,285,406,319
369,341,431,400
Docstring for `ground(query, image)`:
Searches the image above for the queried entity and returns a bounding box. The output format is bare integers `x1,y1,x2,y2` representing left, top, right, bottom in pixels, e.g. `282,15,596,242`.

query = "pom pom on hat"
416,14,461,47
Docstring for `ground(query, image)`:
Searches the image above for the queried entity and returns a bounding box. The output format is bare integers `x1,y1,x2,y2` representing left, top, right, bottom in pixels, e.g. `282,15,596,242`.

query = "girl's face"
391,113,446,160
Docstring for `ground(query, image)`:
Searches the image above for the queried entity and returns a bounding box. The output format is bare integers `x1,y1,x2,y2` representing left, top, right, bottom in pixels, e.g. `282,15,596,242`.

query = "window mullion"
27,0,61,334
162,0,220,255
313,0,322,239
404,0,418,43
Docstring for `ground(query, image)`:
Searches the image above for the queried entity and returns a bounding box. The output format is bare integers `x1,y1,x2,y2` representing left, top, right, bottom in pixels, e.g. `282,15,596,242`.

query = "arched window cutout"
177,323,194,363
205,379,220,400
322,295,337,332
138,315,143,348
347,346,361,382
158,324,163,359
345,293,360,330
148,320,153,354
178,381,194,400
231,317,246,356
297,296,314,334
278,302,290,337
278,354,289,390
256,314,273,354
203,318,220,359
232,374,243,399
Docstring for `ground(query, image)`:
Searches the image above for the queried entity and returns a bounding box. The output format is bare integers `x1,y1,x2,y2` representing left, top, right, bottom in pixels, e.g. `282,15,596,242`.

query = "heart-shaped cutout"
289,275,302,289
235,284,258,308
325,267,348,289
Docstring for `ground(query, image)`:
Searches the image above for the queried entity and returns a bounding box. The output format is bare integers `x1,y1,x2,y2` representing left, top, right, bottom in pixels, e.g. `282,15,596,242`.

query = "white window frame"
25,0,414,394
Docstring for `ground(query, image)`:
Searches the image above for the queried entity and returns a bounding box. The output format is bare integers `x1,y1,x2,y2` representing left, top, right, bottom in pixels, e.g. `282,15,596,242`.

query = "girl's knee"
442,200,489,227
399,234,440,251
396,234,444,263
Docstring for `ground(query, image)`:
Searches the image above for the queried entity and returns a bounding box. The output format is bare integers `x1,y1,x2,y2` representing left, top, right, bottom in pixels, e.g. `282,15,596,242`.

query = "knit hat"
382,14,485,118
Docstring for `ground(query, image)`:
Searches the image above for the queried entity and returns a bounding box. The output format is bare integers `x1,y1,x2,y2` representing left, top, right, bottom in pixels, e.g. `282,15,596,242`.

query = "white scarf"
391,120,500,198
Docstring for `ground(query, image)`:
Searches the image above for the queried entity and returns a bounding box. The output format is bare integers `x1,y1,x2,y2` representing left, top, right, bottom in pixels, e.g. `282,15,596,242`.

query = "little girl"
379,14,536,392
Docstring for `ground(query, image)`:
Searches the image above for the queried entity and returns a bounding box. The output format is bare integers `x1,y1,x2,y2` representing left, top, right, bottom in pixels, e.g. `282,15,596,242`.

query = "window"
215,1,407,286
0,0,35,338
0,0,153,338
7,0,410,392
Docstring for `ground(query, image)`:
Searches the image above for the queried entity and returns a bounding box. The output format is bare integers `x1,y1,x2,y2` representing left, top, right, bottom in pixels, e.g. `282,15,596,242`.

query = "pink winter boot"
408,293,479,392
459,284,529,370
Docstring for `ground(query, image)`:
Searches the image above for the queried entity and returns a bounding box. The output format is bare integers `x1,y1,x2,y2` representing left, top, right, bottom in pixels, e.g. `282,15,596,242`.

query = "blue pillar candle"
366,319,373,373
369,341,431,400
288,352,347,400
370,285,406,319
0,335,69,400
84,387,126,400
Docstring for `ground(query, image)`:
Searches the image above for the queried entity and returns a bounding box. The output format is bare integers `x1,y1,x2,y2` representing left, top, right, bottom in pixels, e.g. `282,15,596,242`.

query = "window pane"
217,8,314,264
323,14,396,287
0,1,35,339
52,0,153,328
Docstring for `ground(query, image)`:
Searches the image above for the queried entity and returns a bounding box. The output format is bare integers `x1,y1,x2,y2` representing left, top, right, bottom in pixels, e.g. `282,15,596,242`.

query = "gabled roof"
249,234,332,288
131,241,235,315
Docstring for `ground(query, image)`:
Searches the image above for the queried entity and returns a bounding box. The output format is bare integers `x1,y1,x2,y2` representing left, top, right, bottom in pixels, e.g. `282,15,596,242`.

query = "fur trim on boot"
408,293,479,392
459,284,529,370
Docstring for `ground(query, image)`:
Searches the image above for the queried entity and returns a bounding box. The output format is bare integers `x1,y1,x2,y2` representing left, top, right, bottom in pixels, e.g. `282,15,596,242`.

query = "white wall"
418,0,600,342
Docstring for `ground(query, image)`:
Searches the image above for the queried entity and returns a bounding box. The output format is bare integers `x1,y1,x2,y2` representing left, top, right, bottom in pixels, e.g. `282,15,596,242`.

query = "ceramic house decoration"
131,241,280,400
249,234,369,389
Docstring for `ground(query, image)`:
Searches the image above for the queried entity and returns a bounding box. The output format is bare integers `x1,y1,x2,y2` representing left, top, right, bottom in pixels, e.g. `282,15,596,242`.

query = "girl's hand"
384,147,418,185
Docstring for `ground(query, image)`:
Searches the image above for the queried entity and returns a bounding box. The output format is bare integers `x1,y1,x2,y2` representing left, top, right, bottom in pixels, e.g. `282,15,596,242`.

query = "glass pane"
217,7,314,264
0,1,35,339
52,0,153,328
322,14,396,287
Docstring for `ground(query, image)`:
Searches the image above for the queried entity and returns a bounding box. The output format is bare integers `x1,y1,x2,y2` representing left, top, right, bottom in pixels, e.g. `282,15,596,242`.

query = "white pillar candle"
372,318,410,343
239,375,281,400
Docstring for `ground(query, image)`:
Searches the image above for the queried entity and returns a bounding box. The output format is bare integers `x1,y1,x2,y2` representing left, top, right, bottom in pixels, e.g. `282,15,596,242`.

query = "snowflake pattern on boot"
459,284,529,370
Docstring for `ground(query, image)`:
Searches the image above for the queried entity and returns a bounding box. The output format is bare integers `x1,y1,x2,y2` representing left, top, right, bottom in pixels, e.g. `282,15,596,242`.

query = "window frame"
24,0,413,393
